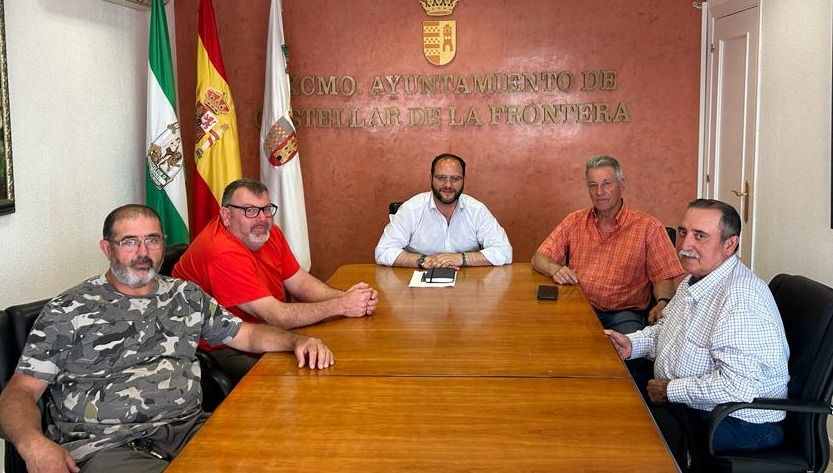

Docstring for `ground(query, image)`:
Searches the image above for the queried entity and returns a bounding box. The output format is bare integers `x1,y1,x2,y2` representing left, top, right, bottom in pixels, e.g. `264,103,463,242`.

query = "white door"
702,3,759,264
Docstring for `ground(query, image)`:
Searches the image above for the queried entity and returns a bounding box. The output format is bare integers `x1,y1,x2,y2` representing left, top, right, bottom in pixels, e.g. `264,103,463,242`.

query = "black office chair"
195,350,233,412
699,274,833,472
389,201,403,215
666,226,677,246
160,242,189,276
0,310,15,390
2,300,48,473
0,310,24,473
6,299,50,354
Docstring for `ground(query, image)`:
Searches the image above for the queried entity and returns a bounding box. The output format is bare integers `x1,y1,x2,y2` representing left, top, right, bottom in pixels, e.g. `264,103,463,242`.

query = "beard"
244,223,271,249
110,254,161,288
431,184,464,205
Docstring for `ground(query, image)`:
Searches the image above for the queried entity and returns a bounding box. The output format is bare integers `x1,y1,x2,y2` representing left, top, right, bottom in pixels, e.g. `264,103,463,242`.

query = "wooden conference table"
167,264,677,472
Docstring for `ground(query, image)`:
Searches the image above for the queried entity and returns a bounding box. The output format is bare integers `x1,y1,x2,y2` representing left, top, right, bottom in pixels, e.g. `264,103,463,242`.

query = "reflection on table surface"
168,376,676,473
164,263,676,473
251,263,628,378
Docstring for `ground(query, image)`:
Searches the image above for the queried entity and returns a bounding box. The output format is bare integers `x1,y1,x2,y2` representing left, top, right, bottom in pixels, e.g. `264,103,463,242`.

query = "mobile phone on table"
537,285,558,300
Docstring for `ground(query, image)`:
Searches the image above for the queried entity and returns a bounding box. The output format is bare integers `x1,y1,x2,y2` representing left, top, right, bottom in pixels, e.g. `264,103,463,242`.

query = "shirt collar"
683,255,739,301
429,193,465,212
589,199,628,226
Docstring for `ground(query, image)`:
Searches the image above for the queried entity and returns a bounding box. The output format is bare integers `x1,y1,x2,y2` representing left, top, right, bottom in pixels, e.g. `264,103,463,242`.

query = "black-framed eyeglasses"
225,203,279,218
110,234,165,250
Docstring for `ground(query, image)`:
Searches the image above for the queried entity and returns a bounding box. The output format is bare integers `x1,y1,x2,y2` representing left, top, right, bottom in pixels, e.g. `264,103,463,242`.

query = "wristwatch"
416,255,426,269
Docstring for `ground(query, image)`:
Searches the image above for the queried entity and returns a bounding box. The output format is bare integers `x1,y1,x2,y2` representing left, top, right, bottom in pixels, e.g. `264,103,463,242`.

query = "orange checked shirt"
537,203,684,312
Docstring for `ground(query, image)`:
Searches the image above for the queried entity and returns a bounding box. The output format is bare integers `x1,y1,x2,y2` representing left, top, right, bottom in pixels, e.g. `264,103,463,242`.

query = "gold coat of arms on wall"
420,0,460,66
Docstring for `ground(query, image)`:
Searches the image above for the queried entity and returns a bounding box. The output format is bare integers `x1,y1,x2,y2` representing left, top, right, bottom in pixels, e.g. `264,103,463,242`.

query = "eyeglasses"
110,234,164,250
587,180,615,191
225,203,279,218
433,174,464,183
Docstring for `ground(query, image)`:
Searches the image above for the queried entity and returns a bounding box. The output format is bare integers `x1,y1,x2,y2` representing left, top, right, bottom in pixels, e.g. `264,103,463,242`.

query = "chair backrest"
160,242,189,277
3,300,50,473
768,274,833,467
665,226,676,246
389,202,403,215
0,310,17,389
6,299,50,354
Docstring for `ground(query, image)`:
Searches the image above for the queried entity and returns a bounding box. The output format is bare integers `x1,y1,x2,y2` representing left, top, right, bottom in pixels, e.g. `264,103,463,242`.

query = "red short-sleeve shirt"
173,216,301,348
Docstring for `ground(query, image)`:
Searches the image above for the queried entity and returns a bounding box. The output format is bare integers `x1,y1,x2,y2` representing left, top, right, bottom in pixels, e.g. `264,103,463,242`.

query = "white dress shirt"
375,192,512,266
628,255,790,423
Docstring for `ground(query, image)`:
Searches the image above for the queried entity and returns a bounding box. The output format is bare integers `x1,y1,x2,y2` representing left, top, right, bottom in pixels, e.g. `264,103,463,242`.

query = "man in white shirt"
375,153,512,269
606,199,789,471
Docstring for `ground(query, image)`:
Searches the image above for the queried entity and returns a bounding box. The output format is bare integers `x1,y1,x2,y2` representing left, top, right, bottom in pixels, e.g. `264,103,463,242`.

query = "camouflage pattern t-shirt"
15,274,242,461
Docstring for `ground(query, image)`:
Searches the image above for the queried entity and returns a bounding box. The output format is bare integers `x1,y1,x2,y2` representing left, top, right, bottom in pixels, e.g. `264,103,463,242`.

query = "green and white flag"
146,0,188,244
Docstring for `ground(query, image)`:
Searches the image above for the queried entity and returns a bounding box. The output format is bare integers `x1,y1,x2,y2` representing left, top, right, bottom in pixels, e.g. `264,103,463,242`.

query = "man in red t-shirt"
174,178,378,382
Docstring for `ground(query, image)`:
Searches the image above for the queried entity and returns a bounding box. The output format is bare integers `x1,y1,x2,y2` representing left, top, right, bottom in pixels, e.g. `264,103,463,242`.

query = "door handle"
731,181,750,222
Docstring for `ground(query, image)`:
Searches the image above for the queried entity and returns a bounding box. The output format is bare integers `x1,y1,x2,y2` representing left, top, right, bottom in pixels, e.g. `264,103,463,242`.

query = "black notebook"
421,267,457,283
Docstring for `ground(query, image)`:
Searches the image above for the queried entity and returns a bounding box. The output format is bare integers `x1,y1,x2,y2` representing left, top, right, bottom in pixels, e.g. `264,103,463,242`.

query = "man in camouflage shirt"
0,204,334,473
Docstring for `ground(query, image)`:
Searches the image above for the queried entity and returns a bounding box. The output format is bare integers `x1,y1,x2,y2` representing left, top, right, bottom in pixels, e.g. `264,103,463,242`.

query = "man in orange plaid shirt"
532,156,684,333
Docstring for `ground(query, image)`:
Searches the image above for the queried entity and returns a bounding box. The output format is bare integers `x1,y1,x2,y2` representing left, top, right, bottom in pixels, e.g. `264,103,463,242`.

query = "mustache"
679,249,699,259
130,256,154,267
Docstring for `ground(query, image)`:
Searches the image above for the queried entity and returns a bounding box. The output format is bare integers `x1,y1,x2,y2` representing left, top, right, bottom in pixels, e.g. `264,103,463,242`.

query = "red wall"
175,0,701,280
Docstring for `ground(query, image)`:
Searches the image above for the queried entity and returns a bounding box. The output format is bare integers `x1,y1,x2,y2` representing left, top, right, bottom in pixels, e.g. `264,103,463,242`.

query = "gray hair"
585,155,624,182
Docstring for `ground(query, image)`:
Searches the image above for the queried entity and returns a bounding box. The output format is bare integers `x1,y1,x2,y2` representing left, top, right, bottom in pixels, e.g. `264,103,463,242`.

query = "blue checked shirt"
628,255,790,423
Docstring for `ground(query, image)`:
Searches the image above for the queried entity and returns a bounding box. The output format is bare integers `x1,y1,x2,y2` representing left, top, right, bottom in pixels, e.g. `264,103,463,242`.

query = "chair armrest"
195,350,233,397
195,350,234,409
203,369,234,398
707,398,833,455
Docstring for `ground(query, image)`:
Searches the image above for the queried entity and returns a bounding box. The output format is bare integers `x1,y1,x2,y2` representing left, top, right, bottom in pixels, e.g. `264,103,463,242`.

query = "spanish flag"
193,0,242,235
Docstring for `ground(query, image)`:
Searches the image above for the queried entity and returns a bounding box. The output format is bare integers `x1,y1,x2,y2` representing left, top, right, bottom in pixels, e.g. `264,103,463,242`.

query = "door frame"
698,0,761,268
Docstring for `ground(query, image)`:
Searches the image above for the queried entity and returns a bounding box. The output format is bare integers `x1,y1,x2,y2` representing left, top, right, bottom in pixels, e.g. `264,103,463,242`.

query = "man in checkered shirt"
606,199,789,471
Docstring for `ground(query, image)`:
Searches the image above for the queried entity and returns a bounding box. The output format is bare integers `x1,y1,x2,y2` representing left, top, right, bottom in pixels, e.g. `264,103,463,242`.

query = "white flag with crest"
260,0,311,271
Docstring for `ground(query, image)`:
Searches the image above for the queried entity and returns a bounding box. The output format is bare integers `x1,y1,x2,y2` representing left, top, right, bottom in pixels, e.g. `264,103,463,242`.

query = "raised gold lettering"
522,73,539,92
386,107,401,127
576,104,593,123
366,107,385,127
408,108,426,126
318,108,333,128
507,105,521,124
595,103,610,123
369,76,385,96
426,107,441,126
613,103,631,122
384,75,401,95
299,76,316,96
556,71,574,92
522,104,539,124
600,70,617,91
489,104,504,125
581,71,599,91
